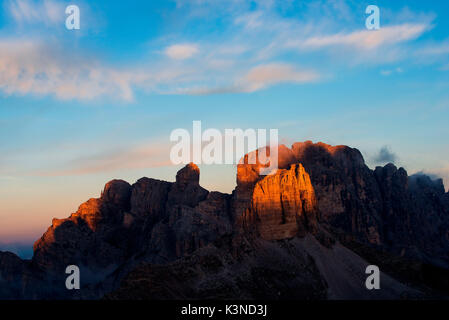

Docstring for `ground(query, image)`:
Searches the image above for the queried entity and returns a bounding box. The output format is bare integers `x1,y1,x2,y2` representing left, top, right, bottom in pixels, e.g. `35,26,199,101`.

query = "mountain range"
1,141,448,300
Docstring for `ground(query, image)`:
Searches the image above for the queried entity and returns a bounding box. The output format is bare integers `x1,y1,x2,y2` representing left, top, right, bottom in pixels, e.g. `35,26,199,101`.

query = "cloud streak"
32,141,172,176
6,0,65,26
171,63,320,95
299,24,428,50
240,63,319,92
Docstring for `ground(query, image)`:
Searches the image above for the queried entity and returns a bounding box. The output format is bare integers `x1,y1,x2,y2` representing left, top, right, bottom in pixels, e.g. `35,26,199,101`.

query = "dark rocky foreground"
1,141,448,300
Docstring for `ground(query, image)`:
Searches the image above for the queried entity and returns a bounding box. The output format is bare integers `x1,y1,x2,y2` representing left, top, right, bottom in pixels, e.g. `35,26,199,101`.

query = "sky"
0,0,449,249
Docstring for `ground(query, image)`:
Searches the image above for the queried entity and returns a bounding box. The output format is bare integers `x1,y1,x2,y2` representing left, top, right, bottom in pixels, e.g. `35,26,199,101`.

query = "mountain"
1,141,448,300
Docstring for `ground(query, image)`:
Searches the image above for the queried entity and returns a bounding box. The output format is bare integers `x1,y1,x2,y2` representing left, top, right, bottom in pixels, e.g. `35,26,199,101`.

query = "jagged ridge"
0,141,448,299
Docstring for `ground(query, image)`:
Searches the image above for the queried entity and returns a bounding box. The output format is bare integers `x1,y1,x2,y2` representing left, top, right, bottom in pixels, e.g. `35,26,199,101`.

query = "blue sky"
0,0,449,245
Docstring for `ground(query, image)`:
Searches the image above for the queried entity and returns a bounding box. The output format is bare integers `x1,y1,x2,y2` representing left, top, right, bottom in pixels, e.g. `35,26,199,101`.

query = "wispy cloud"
239,63,319,92
171,63,320,95
414,165,449,192
0,40,141,101
0,0,441,101
0,36,322,100
165,44,199,60
0,39,201,101
380,67,403,76
418,41,449,56
298,24,428,50
31,141,172,176
5,0,65,26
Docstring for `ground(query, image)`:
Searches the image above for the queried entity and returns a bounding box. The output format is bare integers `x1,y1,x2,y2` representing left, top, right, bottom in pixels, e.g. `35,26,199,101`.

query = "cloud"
419,42,449,56
0,40,143,100
373,146,397,164
441,168,449,192
239,63,319,92
165,44,199,60
0,39,199,101
6,0,65,26
234,11,264,30
171,63,319,95
410,169,449,192
0,39,319,99
425,165,449,192
300,24,428,50
0,2,438,101
33,141,172,176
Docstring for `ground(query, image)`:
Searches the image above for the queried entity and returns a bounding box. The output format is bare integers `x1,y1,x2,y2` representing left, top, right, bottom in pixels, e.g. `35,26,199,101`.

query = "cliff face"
234,141,449,268
1,142,448,300
290,141,384,246
375,167,449,266
239,164,318,240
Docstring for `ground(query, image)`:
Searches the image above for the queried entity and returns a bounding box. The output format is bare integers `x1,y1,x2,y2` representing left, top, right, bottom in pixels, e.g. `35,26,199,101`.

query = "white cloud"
234,11,264,29
0,39,201,101
165,44,199,60
0,40,142,101
6,0,64,26
300,24,428,50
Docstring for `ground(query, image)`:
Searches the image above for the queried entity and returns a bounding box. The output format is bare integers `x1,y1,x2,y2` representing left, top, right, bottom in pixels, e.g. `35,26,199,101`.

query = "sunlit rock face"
233,145,300,227
235,142,381,243
241,164,318,240
235,141,449,267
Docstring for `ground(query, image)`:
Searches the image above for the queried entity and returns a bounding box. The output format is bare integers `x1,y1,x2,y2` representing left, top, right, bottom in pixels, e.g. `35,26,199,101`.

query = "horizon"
1,0,449,247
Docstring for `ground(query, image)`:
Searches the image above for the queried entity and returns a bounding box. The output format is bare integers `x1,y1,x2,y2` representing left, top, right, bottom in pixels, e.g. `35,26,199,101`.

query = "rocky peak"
409,173,446,196
292,140,365,169
175,162,200,189
101,179,132,209
168,163,208,207
374,163,408,192
236,145,297,190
